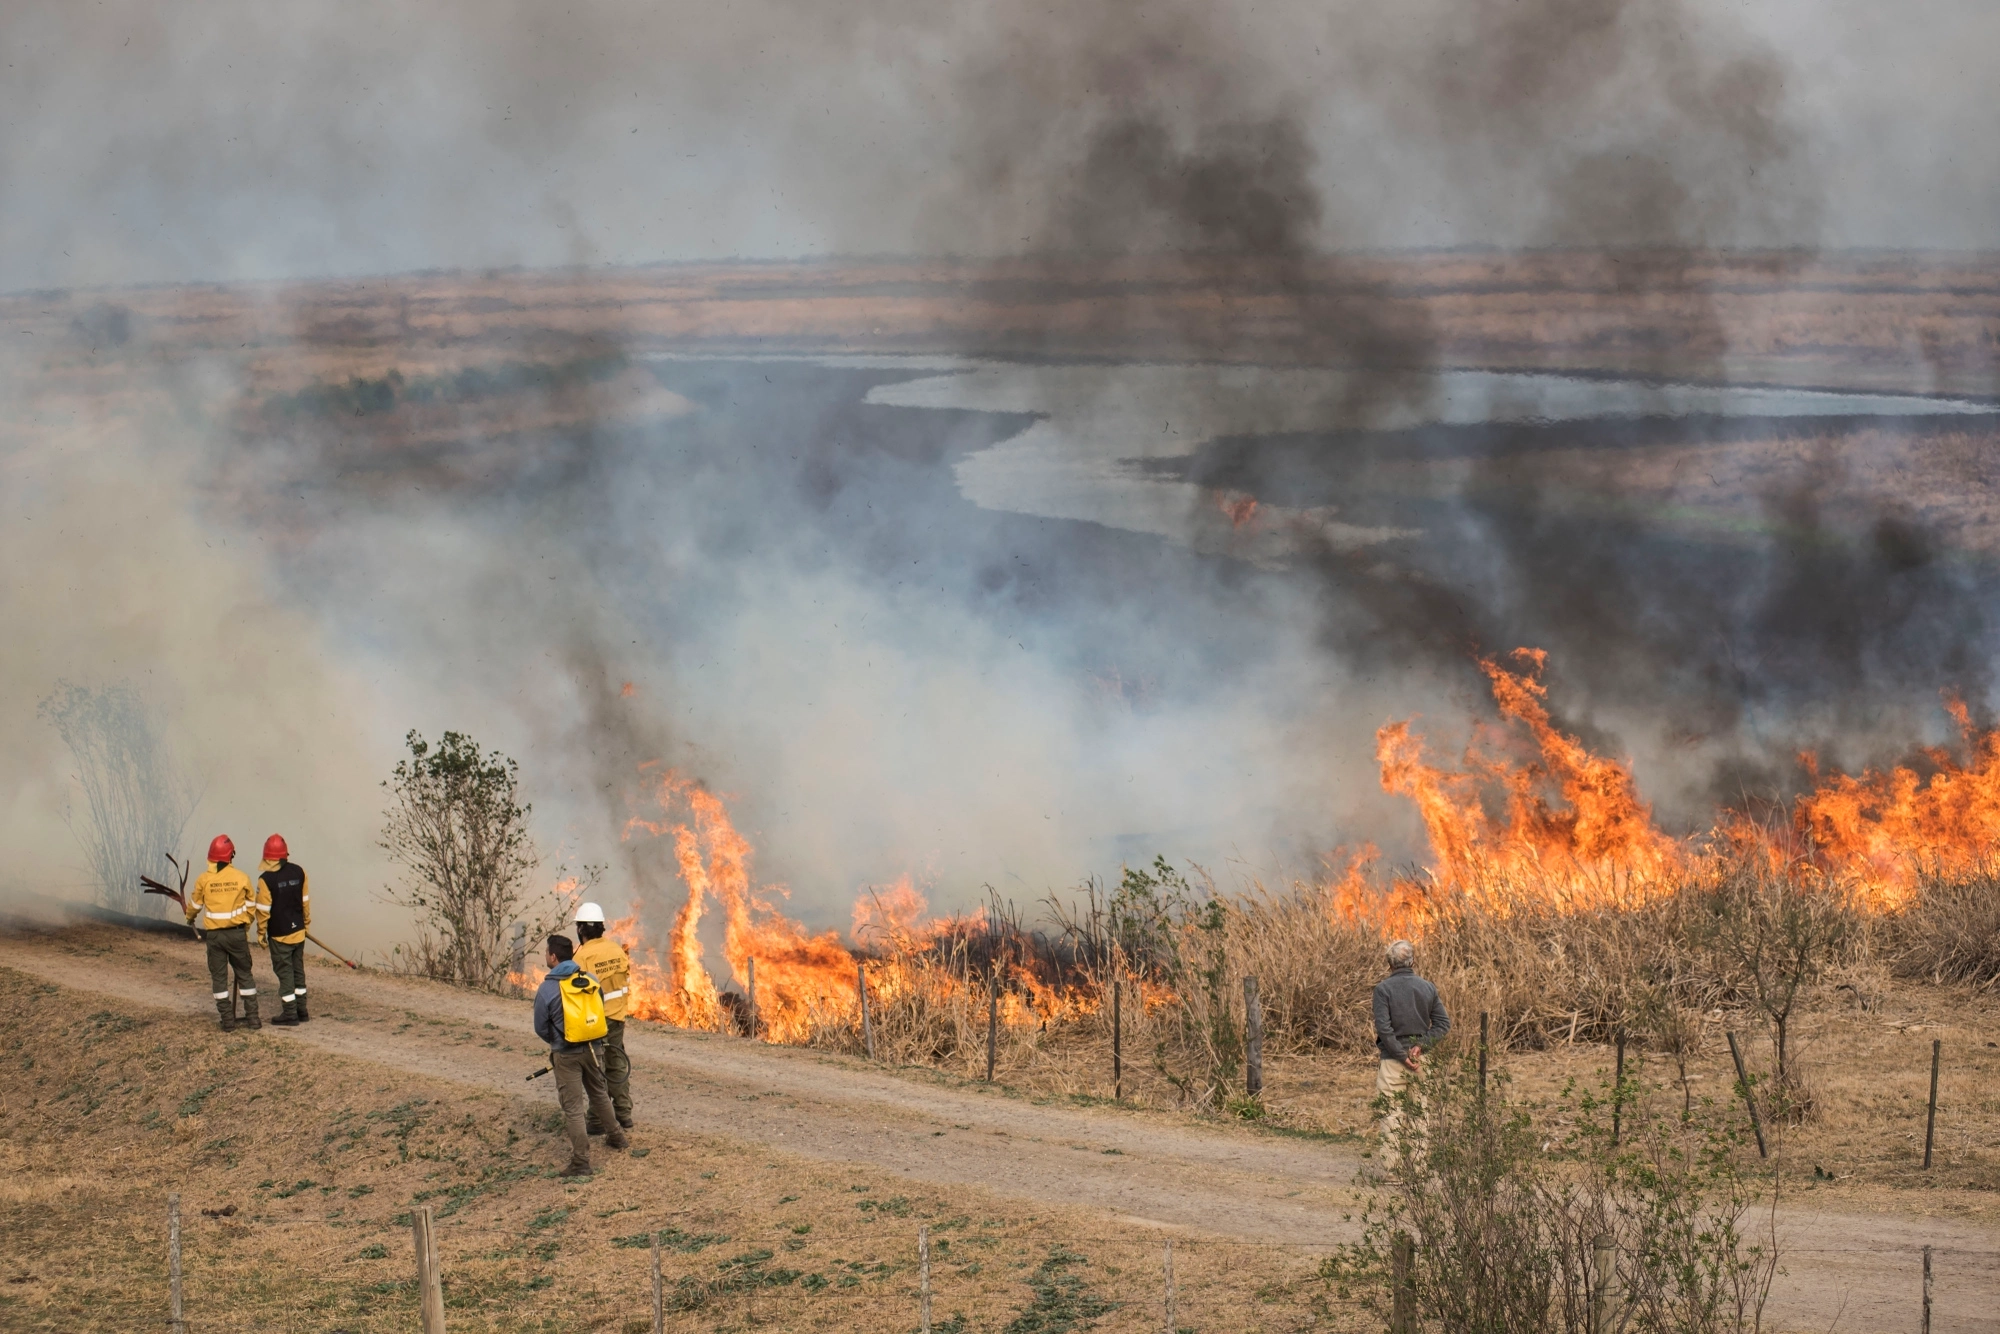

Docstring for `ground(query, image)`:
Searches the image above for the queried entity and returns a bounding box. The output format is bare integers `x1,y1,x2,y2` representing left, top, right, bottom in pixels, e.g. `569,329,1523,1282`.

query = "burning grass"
588,647,2000,1120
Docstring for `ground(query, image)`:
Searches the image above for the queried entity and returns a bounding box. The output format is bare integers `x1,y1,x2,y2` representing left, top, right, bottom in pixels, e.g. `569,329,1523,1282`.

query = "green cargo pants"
268,938,307,1010
204,925,257,1003
586,1020,632,1132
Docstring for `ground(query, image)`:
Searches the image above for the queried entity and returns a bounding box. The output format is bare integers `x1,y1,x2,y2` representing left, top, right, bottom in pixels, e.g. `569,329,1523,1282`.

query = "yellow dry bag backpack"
560,971,609,1043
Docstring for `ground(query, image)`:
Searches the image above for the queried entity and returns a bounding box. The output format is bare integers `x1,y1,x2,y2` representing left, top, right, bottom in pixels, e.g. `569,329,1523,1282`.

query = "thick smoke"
3,0,1997,947
0,332,393,930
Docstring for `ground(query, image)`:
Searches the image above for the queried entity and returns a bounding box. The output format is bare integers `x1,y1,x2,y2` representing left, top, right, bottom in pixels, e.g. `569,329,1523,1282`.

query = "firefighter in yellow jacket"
186,834,268,1031
572,903,634,1133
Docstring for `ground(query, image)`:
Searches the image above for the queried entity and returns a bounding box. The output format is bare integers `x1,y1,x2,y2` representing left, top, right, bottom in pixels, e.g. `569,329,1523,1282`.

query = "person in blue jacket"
533,934,627,1176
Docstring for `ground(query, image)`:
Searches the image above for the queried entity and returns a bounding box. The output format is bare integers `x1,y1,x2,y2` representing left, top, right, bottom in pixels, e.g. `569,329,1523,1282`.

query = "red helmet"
263,834,289,860
207,835,236,864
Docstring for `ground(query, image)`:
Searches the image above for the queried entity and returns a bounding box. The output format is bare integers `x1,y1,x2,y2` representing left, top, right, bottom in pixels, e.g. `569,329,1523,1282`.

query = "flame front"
1363,648,2000,931
1788,696,2000,909
604,773,1111,1043
579,650,1998,1047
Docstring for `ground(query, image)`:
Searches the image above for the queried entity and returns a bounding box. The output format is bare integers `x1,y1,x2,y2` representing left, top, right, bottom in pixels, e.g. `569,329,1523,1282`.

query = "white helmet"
574,901,606,925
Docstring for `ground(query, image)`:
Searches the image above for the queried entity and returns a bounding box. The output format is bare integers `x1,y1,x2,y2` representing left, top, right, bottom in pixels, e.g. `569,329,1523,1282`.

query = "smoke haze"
0,0,1994,292
3,0,1997,947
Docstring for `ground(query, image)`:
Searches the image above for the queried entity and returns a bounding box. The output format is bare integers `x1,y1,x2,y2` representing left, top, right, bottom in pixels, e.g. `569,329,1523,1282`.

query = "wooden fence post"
1478,1012,1489,1097
985,971,999,1083
1590,1233,1619,1334
1924,1038,1941,1170
1922,1244,1933,1334
858,960,875,1060
1611,1034,1626,1149
412,1204,446,1333
1725,1031,1768,1159
1390,1232,1415,1334
167,1193,185,1334
1112,976,1123,1101
1243,976,1263,1097
919,1224,932,1334
651,1233,663,1334
1163,1239,1176,1334
746,958,758,1040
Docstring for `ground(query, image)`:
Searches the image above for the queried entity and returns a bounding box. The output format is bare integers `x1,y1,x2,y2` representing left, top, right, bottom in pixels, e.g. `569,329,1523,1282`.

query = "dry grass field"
3,917,1996,1333
0,931,1335,1334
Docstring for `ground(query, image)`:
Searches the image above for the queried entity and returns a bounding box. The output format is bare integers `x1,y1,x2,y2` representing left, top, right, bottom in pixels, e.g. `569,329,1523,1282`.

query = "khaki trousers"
552,1044,620,1171
1376,1057,1415,1142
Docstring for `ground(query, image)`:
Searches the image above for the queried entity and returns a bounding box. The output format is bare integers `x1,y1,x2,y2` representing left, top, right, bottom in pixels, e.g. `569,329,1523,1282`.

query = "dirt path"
12,926,1996,1332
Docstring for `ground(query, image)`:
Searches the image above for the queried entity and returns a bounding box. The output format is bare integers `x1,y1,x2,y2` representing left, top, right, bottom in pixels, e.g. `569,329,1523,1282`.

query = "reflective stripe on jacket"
259,859,311,944
573,937,632,1021
188,863,266,931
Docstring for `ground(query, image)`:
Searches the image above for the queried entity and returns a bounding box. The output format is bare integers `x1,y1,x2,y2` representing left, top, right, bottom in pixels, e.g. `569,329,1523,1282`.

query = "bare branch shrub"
1701,868,1850,1120
381,729,561,990
38,680,198,912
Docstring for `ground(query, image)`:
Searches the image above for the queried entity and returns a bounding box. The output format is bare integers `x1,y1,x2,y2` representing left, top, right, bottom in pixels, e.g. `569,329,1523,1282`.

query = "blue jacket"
533,961,595,1053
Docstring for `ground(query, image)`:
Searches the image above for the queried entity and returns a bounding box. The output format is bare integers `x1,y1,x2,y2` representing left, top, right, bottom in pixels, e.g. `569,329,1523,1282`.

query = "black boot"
215,1000,237,1032
270,1002,300,1027
242,996,263,1031
295,996,310,1022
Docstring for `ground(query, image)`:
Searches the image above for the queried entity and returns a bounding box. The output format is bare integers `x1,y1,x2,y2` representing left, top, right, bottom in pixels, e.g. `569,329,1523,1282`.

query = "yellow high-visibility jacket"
187,863,267,934
257,859,311,945
573,937,633,1022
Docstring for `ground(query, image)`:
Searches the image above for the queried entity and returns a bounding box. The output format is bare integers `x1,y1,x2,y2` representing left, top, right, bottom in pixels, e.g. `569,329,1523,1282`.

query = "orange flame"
617,775,1084,1042
1217,491,1259,528
1367,648,1686,931
1356,650,2000,932
1786,696,2000,909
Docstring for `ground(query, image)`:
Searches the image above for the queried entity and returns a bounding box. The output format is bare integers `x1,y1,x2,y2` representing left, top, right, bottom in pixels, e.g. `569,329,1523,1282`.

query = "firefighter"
571,902,634,1134
258,834,312,1026
533,934,625,1176
186,835,267,1031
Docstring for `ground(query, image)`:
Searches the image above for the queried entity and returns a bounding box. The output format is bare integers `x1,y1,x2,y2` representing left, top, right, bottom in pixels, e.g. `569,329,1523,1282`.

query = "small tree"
1707,869,1847,1117
382,730,553,990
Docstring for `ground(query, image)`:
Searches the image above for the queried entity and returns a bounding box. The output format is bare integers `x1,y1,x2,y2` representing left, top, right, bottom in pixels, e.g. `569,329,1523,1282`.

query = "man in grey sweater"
1372,939,1450,1141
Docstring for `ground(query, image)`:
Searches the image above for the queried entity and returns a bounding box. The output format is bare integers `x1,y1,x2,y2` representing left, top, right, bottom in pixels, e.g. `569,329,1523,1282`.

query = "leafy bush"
1326,1051,1778,1333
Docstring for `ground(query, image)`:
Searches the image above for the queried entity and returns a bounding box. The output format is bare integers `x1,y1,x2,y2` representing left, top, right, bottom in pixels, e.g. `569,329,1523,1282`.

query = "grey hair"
1386,940,1416,968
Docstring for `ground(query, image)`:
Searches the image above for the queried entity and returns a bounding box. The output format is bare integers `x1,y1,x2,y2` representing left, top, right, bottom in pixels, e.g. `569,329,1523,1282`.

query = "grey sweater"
1372,966,1450,1061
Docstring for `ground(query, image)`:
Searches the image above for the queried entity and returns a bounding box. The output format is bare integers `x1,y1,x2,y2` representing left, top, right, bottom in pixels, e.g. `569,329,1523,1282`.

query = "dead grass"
785,865,2000,1218
0,964,1348,1334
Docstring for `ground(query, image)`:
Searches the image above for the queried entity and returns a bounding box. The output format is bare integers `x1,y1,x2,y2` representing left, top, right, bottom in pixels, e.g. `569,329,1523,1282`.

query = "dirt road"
11,926,1994,1332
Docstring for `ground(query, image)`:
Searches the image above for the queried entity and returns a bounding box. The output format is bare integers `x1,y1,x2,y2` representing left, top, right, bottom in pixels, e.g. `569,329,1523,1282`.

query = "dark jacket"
533,961,595,1054
1372,965,1450,1062
259,860,309,941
